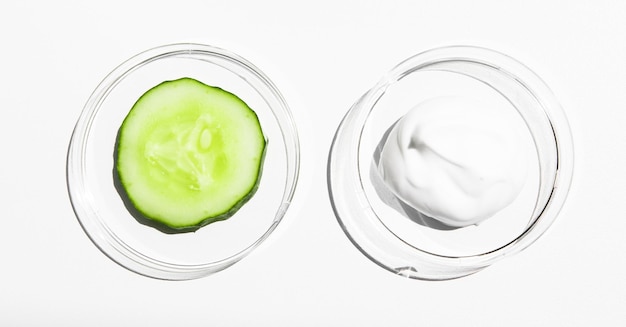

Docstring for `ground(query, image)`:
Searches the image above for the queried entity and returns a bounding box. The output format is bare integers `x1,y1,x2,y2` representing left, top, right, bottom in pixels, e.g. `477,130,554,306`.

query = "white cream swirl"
377,96,528,227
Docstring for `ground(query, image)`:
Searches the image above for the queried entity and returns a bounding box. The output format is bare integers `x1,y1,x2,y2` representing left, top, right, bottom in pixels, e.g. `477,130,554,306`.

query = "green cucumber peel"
114,77,266,233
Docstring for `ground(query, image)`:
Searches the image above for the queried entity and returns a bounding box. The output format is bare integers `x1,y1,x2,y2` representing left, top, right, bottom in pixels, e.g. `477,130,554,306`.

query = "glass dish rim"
67,43,300,280
328,45,574,280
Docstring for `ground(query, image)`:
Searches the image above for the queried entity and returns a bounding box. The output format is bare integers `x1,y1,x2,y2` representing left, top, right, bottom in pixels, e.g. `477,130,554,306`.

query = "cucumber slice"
115,77,266,232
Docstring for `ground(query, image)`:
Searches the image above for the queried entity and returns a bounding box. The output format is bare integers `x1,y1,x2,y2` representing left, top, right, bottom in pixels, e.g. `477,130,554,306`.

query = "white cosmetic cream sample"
377,96,529,227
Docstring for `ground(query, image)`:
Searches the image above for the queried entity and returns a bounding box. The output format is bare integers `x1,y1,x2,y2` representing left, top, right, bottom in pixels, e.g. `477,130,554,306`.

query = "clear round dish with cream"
328,46,574,280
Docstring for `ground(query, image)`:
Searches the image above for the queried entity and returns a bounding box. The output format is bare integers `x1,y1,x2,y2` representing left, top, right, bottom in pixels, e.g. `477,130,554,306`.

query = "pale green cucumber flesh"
115,77,265,232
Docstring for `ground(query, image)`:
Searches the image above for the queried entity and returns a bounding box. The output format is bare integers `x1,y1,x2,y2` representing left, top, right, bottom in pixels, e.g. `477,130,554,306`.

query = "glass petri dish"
67,43,299,280
328,45,574,280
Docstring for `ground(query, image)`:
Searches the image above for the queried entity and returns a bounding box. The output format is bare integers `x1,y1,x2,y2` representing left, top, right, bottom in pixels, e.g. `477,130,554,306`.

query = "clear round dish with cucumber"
67,44,300,280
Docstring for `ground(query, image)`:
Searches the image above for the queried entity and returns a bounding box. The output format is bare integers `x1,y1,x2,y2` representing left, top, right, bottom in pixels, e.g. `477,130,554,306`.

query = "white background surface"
1,1,625,325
